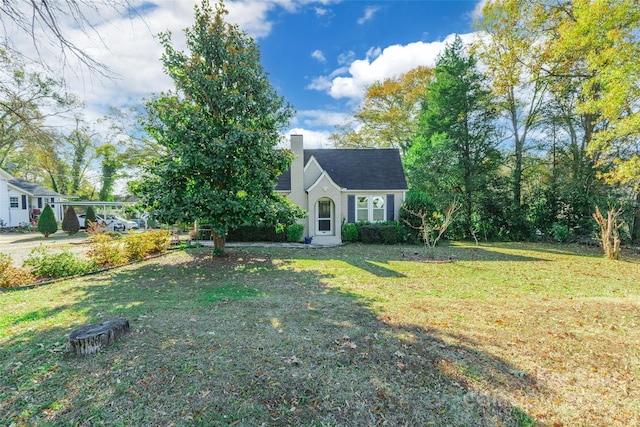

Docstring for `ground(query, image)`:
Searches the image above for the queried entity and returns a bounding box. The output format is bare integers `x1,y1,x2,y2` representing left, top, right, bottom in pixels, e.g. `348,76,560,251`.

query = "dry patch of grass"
0,242,638,426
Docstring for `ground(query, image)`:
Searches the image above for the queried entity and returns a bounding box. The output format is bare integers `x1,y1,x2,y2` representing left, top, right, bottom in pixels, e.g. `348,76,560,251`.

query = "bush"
24,246,96,278
378,224,400,244
37,204,58,238
358,223,402,245
285,223,304,242
88,234,128,267
124,234,155,261
341,222,359,242
0,253,36,288
61,206,80,235
147,230,171,252
359,225,380,244
551,222,570,243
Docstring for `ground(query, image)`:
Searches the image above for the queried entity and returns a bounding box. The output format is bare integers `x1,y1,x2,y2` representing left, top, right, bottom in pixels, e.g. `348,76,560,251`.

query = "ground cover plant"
0,242,638,426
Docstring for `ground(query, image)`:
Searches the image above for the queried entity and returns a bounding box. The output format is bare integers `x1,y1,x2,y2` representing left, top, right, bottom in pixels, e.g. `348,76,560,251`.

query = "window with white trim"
356,195,386,222
9,196,19,208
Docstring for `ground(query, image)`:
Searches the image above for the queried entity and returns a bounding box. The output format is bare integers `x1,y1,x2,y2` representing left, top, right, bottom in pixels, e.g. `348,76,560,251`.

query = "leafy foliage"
330,66,433,154
88,234,128,267
37,204,57,238
24,246,96,278
285,223,304,243
341,222,359,243
0,253,35,288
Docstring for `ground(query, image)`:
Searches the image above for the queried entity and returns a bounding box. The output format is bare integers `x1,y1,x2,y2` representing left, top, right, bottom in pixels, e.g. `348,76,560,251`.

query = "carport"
59,201,147,228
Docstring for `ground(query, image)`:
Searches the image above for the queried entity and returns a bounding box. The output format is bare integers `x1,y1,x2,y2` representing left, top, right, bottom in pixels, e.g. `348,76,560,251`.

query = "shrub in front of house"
61,206,80,235
285,223,304,242
0,253,36,288
37,204,58,238
341,222,359,242
24,246,96,279
378,223,402,244
341,221,402,244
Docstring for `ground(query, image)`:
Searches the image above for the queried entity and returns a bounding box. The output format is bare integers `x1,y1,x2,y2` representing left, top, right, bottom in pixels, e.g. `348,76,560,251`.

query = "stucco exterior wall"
307,173,343,245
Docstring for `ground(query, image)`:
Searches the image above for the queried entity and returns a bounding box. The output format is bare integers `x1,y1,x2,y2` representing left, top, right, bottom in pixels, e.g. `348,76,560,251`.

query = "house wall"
5,187,30,227
0,177,8,227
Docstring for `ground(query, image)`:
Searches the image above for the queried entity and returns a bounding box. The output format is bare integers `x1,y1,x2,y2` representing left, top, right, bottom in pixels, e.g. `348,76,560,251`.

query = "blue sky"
11,0,484,148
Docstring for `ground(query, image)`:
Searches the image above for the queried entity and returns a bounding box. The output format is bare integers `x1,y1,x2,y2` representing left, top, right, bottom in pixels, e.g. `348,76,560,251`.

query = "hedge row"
341,221,404,245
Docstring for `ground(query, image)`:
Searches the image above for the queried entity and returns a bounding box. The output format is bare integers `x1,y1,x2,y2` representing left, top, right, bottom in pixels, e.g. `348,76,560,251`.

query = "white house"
0,167,66,228
276,135,408,245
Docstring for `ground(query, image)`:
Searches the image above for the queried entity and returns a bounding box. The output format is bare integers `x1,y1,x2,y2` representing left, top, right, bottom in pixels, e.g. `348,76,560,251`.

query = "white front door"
316,199,333,235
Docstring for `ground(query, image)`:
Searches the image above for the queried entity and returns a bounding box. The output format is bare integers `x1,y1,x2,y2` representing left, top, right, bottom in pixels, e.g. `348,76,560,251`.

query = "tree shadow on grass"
0,248,544,426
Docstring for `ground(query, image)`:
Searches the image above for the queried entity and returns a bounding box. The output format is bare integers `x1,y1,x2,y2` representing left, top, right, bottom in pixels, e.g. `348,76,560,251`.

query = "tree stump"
67,318,130,355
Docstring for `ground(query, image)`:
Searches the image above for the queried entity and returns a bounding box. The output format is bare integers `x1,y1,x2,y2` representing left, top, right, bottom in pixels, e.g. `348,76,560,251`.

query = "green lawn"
1,242,639,426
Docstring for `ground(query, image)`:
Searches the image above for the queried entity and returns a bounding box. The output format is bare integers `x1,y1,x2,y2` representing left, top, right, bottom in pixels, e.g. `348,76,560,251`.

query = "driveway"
0,231,91,267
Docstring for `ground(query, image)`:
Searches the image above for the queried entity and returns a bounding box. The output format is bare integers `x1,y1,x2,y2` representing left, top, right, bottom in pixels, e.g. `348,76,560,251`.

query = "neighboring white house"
276,135,408,245
0,167,66,228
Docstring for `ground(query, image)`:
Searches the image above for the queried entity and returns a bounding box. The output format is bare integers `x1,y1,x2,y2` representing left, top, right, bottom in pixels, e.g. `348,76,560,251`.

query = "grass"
0,242,638,426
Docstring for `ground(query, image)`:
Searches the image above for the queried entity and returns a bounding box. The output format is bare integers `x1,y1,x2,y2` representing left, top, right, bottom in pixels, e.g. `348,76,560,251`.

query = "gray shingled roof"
276,148,407,191
8,179,63,197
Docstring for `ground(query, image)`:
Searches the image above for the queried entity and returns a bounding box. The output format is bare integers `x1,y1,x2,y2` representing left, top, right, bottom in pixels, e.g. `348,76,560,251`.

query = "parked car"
103,214,139,231
76,214,132,232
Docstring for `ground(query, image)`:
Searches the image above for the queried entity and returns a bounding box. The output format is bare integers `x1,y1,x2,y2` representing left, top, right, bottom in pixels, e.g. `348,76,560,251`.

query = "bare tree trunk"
593,206,623,260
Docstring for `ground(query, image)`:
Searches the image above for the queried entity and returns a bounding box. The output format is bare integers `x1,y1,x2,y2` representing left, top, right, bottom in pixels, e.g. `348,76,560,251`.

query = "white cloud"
337,50,355,65
311,49,326,63
310,32,479,100
296,109,351,128
357,6,380,25
472,0,490,21
285,128,334,148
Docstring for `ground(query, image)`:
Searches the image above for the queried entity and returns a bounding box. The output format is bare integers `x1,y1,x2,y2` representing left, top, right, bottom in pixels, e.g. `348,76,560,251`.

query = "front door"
316,199,333,235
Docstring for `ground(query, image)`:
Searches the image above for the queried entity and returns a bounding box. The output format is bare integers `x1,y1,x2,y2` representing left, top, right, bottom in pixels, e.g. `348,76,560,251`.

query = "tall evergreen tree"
61,205,80,235
37,204,57,238
133,0,301,255
406,36,501,233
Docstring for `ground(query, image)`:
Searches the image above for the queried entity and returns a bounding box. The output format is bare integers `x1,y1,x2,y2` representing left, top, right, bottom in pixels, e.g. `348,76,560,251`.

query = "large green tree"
133,0,300,255
406,36,501,234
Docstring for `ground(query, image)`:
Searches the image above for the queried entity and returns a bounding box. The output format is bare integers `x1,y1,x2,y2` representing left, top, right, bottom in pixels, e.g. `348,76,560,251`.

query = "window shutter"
38,197,42,209
21,195,27,210
386,194,394,221
348,195,355,223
